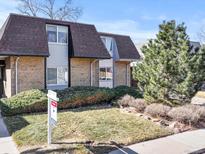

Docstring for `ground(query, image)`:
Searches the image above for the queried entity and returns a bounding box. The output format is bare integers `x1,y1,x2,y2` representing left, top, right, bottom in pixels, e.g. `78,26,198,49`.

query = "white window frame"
46,24,68,45
99,67,113,81
47,67,68,86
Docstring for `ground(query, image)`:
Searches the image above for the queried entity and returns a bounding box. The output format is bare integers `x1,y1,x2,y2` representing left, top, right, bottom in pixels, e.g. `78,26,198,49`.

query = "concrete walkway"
0,112,19,154
110,129,205,154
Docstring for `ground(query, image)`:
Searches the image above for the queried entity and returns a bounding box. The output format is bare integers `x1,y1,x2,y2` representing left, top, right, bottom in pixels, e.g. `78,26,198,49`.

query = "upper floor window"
47,25,68,44
101,36,114,57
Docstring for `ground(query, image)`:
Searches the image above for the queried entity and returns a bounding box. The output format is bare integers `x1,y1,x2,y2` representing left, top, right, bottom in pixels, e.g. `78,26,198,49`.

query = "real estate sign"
51,100,57,125
47,90,59,145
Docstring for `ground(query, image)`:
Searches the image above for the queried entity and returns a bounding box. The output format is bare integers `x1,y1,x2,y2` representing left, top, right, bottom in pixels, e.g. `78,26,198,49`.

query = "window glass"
47,25,57,42
57,67,68,84
47,68,57,84
100,67,112,80
106,68,112,80
101,37,106,45
99,68,106,80
58,32,67,43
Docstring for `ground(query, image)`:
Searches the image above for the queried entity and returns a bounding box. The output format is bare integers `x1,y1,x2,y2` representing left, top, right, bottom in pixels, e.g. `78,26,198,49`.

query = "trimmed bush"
168,105,200,125
168,104,205,124
113,85,143,100
145,103,171,118
129,99,147,113
117,94,135,107
56,86,115,109
0,87,115,116
0,89,47,116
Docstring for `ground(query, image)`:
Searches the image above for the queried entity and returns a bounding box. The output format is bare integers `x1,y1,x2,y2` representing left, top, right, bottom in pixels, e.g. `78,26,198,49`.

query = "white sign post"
47,90,59,145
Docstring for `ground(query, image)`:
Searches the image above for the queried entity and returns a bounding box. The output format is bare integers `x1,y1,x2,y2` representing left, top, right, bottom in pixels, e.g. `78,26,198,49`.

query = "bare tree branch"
17,0,82,21
197,26,205,44
18,0,40,16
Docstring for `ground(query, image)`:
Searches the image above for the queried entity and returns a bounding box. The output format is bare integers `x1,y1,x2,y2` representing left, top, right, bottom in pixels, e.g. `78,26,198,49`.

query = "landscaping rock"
144,115,152,120
169,121,179,129
191,96,205,106
169,121,192,133
136,113,143,117
160,120,169,127
152,118,161,122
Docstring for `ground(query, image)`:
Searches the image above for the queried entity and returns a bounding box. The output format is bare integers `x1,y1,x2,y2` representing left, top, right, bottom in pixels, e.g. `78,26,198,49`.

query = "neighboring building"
0,14,140,97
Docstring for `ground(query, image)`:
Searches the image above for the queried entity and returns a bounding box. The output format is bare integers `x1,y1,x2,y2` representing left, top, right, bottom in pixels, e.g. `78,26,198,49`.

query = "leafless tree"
198,28,205,44
17,0,82,21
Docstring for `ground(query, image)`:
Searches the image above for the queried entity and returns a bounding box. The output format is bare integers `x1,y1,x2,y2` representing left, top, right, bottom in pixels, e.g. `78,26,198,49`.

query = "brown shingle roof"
0,14,110,58
0,14,49,56
99,32,140,59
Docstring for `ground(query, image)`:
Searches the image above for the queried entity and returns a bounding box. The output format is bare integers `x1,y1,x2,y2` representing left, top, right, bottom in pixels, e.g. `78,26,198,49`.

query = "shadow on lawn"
3,115,29,134
59,104,115,113
19,141,138,154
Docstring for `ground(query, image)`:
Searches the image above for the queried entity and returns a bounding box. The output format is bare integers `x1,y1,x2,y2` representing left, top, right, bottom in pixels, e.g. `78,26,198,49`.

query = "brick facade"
70,58,99,87
114,61,130,87
4,56,45,97
3,56,130,98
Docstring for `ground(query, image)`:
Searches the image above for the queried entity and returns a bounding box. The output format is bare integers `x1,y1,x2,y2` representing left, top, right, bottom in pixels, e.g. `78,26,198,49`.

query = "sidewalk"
0,112,19,154
110,129,205,154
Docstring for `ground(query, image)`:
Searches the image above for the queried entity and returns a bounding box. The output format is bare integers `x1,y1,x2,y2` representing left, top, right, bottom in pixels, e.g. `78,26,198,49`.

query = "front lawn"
4,106,171,153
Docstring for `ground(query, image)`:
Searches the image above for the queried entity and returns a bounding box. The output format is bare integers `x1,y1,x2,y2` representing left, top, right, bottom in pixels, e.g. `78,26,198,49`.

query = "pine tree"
133,20,205,105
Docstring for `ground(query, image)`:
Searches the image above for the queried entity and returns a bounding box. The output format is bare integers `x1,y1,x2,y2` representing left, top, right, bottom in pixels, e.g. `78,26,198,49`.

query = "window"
47,25,57,43
58,32,67,43
57,67,68,84
47,25,68,44
99,67,112,80
58,26,68,43
100,36,113,57
47,68,57,84
47,67,68,85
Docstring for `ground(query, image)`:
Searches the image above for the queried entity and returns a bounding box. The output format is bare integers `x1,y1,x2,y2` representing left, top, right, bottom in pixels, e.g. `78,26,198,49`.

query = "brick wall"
4,56,45,97
114,61,130,87
70,58,99,87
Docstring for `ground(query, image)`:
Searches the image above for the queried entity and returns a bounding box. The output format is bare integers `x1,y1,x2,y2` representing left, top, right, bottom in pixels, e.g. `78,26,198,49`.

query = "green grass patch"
4,106,171,153
0,86,142,116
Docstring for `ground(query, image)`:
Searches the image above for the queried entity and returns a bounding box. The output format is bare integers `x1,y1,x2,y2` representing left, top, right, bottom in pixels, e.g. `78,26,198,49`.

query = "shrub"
0,87,115,116
145,103,171,118
57,87,115,109
0,89,47,116
117,94,135,107
168,105,200,125
128,99,147,112
113,85,143,100
197,106,205,119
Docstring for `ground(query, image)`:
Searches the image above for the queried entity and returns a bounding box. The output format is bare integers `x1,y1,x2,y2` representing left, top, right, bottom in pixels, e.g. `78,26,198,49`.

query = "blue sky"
0,0,205,43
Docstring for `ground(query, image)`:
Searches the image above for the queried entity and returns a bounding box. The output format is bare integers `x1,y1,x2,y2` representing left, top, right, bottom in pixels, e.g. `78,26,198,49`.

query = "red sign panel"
51,101,57,107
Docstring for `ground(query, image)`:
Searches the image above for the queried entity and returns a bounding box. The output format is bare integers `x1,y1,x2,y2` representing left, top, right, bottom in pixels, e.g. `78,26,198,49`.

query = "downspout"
126,63,130,86
112,59,115,88
15,57,20,94
91,59,98,86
